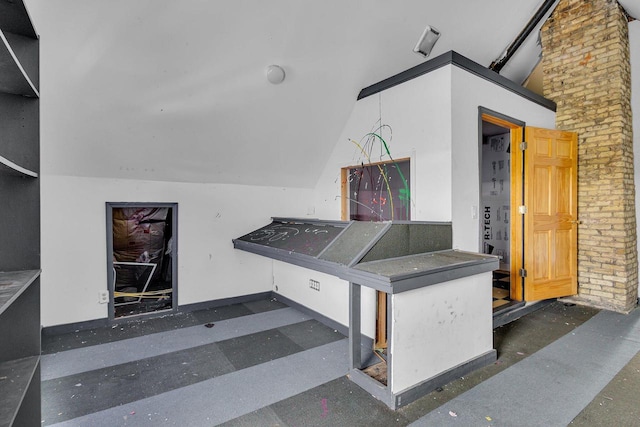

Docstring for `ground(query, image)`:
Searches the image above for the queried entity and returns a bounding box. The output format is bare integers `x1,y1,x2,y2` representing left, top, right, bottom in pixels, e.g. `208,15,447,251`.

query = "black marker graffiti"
249,225,301,242
304,228,329,235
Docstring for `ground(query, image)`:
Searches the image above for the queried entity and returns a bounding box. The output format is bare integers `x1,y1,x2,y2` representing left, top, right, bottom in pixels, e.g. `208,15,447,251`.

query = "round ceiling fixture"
266,65,286,84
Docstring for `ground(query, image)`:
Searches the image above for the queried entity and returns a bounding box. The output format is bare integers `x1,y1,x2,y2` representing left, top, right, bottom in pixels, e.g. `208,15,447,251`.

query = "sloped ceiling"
619,0,640,19
26,0,557,188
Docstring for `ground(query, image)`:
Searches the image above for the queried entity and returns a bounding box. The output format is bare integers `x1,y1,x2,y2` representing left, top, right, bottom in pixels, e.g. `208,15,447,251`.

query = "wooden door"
523,127,578,301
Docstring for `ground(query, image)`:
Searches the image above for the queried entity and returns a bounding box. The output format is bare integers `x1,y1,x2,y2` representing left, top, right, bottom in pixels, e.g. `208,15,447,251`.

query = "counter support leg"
349,281,362,370
386,291,393,389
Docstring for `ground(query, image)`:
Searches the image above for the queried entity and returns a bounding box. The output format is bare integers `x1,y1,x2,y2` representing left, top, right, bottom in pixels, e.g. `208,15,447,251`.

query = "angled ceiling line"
357,51,556,111
489,0,559,73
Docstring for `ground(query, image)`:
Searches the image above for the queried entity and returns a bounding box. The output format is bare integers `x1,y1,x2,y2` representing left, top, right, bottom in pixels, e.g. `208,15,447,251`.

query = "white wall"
275,63,555,330
450,66,556,251
390,272,493,393
272,262,378,336
313,67,453,222
41,174,313,326
40,60,559,328
274,67,453,336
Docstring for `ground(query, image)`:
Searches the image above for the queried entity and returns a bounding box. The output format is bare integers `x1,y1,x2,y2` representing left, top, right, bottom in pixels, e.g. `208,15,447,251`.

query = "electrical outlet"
309,279,320,291
98,290,109,304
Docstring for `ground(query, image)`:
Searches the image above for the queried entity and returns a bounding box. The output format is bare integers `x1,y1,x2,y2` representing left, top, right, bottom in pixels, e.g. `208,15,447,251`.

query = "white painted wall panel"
390,272,492,393
373,71,454,222
40,60,559,329
275,67,453,330
313,66,453,222
450,66,556,252
272,262,377,337
40,174,313,326
279,63,555,332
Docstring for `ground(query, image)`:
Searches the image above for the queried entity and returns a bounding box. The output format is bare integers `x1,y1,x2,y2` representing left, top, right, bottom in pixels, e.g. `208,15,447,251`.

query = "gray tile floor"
41,298,640,426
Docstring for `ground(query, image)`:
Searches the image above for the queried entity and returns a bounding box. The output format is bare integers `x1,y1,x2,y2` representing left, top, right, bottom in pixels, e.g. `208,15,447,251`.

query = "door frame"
479,108,525,301
106,202,178,320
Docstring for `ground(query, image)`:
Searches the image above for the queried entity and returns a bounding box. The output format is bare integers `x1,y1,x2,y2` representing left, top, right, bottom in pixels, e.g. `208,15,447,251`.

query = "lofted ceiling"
620,0,640,19
24,0,629,188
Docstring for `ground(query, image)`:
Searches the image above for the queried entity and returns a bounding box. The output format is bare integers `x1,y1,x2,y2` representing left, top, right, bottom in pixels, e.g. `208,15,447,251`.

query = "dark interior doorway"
481,119,513,311
106,203,177,318
480,109,527,314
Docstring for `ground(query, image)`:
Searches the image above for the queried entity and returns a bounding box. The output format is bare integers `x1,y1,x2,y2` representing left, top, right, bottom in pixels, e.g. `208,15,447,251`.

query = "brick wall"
541,0,638,312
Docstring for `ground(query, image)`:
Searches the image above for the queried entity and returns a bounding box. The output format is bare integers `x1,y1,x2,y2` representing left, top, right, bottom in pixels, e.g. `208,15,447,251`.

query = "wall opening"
481,123,511,270
106,203,177,319
345,158,411,222
479,108,526,309
481,120,513,311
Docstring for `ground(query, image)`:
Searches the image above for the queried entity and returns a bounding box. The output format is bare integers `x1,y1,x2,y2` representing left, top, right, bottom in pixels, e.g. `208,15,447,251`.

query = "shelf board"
0,31,38,97
0,270,40,317
0,155,37,178
0,0,37,38
0,356,39,427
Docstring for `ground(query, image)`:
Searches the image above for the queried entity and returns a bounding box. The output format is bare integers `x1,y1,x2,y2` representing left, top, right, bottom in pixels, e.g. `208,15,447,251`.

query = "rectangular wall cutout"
346,159,410,222
106,203,177,319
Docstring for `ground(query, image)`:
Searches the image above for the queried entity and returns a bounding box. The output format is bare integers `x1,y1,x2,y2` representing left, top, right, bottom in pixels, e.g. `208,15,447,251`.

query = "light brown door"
523,127,578,301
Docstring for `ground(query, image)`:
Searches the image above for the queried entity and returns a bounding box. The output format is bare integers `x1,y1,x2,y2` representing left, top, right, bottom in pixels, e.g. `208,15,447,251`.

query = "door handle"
570,220,582,224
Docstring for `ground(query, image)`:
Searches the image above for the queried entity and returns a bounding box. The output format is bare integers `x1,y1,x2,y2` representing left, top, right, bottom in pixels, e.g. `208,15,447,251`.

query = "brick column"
541,0,637,312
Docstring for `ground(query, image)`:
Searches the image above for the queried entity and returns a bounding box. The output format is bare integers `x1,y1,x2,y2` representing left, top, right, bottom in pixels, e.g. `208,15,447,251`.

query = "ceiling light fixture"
266,65,286,84
413,25,440,58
